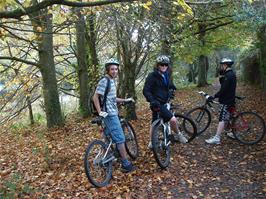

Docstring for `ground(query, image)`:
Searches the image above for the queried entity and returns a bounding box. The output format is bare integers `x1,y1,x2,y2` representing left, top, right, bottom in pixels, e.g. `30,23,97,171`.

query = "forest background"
0,0,265,127
0,0,266,198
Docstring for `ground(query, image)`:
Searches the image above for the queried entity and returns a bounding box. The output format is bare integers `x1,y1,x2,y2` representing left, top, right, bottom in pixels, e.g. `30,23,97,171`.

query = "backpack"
92,76,111,114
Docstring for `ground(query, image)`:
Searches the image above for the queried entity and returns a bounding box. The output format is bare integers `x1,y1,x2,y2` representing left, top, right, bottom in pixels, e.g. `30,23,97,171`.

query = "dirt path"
0,84,265,198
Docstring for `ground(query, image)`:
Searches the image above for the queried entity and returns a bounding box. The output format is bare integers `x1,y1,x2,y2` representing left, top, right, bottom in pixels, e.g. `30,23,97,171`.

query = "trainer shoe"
176,132,188,143
226,132,236,139
148,141,153,149
205,135,221,144
121,162,136,173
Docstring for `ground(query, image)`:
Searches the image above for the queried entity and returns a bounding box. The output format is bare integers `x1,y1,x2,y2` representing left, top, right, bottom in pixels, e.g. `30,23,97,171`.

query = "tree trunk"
38,12,64,128
123,63,137,120
87,14,99,67
197,23,208,87
86,13,100,115
159,0,175,59
198,55,208,87
75,8,89,118
27,96,34,125
257,25,266,90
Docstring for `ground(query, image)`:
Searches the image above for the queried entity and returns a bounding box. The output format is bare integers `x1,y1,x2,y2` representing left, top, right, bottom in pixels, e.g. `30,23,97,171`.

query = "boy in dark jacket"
143,55,188,148
205,58,237,144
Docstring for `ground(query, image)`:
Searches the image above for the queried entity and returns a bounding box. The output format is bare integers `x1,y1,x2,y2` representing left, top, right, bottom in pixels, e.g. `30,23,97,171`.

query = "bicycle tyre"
84,140,113,187
151,121,171,169
185,107,211,135
232,111,266,145
122,121,139,160
175,113,198,142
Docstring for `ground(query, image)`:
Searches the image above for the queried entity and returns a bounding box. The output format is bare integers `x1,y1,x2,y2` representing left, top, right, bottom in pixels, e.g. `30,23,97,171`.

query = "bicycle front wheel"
122,121,139,160
175,113,198,142
185,107,211,135
151,122,171,169
232,112,266,145
84,140,113,187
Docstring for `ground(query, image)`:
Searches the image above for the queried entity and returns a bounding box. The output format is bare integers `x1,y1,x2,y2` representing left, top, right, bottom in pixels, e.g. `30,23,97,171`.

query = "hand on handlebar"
125,97,135,103
207,96,215,102
150,101,160,112
99,111,108,118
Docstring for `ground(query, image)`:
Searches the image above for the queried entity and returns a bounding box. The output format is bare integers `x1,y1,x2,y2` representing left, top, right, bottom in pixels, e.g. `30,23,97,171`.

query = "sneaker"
121,162,136,173
148,141,153,149
175,132,188,143
226,132,236,139
205,135,221,144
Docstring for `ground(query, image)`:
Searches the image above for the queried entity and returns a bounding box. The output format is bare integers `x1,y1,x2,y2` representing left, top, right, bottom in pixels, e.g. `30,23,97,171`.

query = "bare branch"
0,0,136,19
185,0,223,5
0,56,39,67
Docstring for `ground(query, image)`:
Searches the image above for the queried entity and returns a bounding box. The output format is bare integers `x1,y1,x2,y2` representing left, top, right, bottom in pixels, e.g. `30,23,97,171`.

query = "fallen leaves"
0,84,266,198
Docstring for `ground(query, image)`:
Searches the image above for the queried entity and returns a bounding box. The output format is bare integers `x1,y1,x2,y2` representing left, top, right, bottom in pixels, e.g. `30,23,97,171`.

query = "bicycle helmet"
156,55,170,65
220,58,234,66
105,58,119,68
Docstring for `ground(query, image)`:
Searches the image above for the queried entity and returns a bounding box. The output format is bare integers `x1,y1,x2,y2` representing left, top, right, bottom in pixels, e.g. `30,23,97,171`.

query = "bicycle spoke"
233,112,266,145
186,107,211,135
84,140,112,187
152,124,170,169
123,122,139,160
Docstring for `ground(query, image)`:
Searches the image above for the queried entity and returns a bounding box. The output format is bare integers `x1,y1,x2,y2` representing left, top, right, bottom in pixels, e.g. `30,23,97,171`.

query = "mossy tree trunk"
197,23,208,87
257,25,266,90
75,8,89,118
38,13,64,127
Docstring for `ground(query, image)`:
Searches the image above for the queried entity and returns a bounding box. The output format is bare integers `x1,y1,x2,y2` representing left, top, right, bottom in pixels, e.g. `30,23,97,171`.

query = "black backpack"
92,76,111,114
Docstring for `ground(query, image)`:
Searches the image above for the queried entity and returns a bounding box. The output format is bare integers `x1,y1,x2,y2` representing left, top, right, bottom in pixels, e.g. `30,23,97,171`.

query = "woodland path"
0,84,266,198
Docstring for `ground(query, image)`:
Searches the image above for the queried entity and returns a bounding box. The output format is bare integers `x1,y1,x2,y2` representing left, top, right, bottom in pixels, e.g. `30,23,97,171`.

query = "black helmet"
220,58,234,66
156,55,170,65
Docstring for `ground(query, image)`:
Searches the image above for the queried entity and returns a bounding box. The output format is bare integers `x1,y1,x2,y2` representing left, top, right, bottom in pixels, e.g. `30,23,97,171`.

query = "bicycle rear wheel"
84,140,113,187
185,107,211,135
151,122,171,169
232,112,266,145
175,113,198,142
122,121,139,160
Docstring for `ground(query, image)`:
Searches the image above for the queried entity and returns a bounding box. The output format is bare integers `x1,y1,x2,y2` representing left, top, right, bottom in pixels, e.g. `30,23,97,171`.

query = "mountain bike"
186,91,266,145
151,99,197,169
84,103,139,187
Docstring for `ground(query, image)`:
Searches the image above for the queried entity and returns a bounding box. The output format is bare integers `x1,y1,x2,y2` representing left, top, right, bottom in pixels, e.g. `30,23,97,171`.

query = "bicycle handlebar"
198,91,245,104
91,117,103,125
198,91,219,104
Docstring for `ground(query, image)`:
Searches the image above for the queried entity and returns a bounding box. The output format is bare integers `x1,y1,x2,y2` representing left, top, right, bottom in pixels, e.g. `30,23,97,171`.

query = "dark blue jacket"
215,68,236,105
143,69,176,104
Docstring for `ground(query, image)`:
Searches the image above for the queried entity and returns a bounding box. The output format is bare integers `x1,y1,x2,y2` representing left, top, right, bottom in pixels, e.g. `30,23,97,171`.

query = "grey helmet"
105,58,119,68
220,58,234,66
156,55,170,65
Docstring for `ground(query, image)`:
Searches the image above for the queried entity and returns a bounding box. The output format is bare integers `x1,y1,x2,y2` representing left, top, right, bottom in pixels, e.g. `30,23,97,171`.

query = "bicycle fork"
163,123,171,147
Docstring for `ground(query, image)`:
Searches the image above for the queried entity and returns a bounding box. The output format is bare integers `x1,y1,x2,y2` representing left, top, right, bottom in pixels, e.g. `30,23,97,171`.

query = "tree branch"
185,0,223,5
0,56,40,67
193,20,234,35
0,0,136,19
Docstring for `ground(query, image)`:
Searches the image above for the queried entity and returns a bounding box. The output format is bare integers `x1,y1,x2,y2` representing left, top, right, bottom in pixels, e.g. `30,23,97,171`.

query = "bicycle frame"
152,102,173,144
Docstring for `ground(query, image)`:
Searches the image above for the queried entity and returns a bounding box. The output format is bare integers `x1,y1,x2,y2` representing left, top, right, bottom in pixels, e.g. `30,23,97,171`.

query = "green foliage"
34,113,46,125
0,173,36,198
10,122,26,130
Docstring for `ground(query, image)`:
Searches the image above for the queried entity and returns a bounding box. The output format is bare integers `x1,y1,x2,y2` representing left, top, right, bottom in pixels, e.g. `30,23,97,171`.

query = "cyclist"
92,58,135,172
205,58,237,144
143,55,188,148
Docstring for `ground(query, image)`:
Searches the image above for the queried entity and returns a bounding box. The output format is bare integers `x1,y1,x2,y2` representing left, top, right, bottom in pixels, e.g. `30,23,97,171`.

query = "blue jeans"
103,115,125,144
